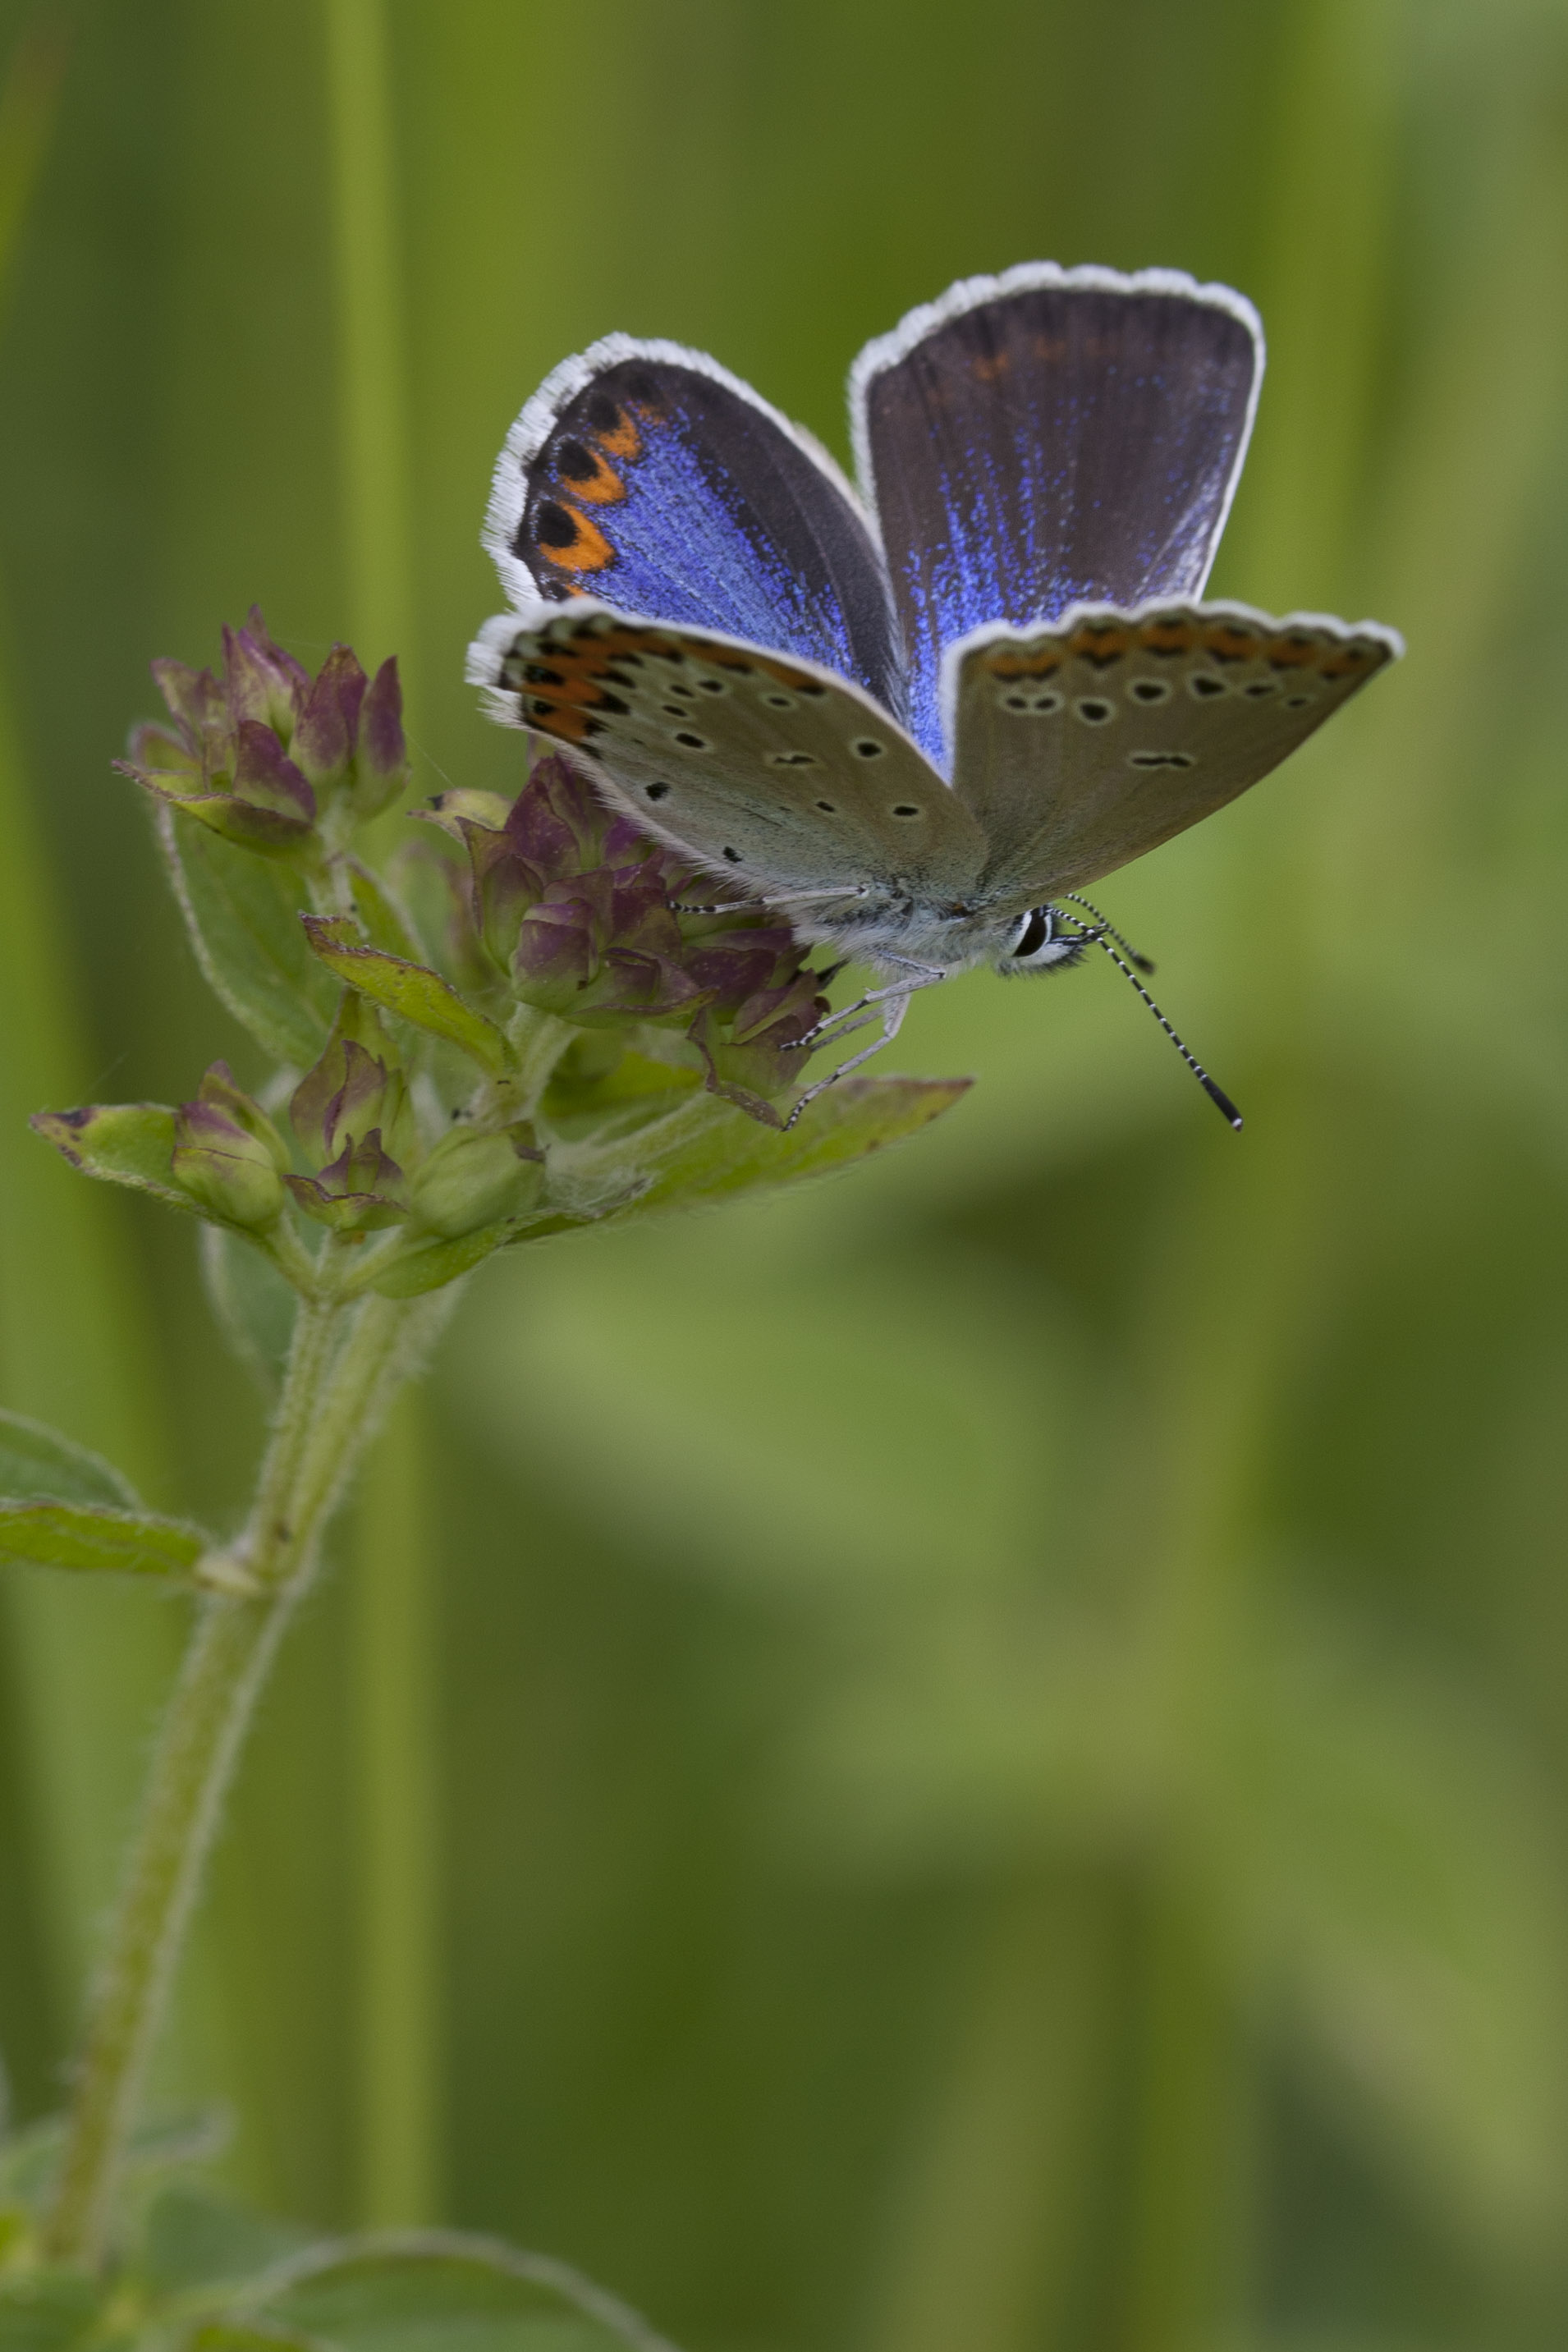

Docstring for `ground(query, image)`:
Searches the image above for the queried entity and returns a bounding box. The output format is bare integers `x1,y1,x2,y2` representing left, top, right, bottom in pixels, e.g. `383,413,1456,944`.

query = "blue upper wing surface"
850,266,1263,767
486,337,905,722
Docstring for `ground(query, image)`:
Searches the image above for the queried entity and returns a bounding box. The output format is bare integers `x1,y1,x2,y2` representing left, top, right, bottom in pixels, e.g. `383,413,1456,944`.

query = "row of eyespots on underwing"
997,671,1319,720
636,778,920,824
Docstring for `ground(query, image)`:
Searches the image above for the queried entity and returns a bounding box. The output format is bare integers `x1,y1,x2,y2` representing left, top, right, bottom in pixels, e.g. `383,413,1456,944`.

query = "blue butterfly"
469,264,1402,1124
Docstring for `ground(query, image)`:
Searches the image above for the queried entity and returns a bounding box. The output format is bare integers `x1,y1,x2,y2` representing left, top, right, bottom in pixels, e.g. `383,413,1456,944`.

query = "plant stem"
41,1283,442,2268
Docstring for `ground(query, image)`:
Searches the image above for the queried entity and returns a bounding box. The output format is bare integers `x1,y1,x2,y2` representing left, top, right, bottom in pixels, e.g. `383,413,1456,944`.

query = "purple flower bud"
127,718,201,782
290,1002,410,1169
172,1096,287,1229
150,659,227,749
687,966,828,1126
283,1129,409,1231
357,658,409,814
291,644,368,788
232,720,316,824
505,756,598,878
222,617,309,737
194,1061,291,1168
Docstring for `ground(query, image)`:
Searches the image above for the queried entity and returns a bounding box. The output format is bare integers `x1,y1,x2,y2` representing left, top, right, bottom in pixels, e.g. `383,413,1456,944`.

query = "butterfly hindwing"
470,605,987,903
950,599,1402,901
484,338,905,720
850,265,1263,768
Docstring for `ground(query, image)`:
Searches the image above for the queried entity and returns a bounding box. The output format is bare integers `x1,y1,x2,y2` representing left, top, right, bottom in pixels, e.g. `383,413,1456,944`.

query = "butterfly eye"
1011,907,1052,959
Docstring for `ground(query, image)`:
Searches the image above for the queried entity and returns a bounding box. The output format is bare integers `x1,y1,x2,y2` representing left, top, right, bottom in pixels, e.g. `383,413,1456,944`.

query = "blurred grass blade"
323,0,438,2231
351,1401,442,2231
0,19,185,2098
0,18,66,323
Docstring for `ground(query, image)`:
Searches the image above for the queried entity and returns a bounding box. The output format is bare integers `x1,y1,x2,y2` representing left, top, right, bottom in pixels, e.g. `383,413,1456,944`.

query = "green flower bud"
171,1096,286,1229
282,1130,409,1231
408,1121,545,1240
193,1061,291,1170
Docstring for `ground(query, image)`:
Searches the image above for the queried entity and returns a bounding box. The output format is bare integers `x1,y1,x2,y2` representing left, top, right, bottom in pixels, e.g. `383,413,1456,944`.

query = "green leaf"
232,2235,676,2352
364,1222,513,1300
0,1410,140,1509
0,2272,103,2352
30,1103,186,1210
0,1501,208,1582
0,2109,228,2217
300,918,511,1075
347,862,425,964
199,1227,298,1396
551,1074,972,1227
158,806,338,1065
139,2183,314,2299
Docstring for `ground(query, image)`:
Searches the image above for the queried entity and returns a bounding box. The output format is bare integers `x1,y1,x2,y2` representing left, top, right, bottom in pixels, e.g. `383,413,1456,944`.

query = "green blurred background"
3,2,1568,2346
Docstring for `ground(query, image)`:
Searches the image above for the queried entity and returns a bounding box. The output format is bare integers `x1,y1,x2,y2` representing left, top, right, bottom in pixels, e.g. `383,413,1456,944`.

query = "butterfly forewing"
950,599,1401,901
475,606,987,903
850,266,1263,768
486,342,904,718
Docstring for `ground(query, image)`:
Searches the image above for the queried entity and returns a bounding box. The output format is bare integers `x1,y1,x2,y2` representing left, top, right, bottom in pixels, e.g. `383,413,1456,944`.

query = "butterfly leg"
787,956,946,1056
782,956,947,1130
782,990,917,1130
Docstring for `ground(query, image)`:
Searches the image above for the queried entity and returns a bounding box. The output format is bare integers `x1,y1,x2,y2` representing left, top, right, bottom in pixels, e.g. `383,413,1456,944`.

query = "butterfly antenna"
1091,937,1243,1130
1054,893,1155,973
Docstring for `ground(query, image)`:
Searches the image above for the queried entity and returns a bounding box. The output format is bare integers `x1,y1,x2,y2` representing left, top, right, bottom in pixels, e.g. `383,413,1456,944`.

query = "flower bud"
355,657,410,818
121,613,410,855
290,999,414,1171
171,1081,287,1229
193,1061,291,1167
513,868,710,1025
291,644,367,791
222,612,310,736
283,1130,409,1231
408,1121,545,1240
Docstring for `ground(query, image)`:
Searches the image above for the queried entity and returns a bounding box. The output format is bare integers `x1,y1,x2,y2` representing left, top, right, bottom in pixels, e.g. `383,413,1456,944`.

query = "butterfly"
467,262,1403,1126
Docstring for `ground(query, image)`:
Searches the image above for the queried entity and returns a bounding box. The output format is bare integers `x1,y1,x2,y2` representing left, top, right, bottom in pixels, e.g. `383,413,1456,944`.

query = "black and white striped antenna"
1052,900,1243,1131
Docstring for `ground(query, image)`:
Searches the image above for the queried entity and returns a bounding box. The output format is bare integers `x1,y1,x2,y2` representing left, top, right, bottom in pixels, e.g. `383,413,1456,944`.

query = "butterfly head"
997,904,1091,976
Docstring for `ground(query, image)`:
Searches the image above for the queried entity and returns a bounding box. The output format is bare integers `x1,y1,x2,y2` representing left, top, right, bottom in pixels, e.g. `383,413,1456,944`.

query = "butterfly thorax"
788,886,1026,977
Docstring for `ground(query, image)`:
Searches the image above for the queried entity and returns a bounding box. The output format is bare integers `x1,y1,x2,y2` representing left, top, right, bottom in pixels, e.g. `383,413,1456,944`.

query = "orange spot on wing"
1201,622,1263,664
1262,632,1319,670
564,447,626,505
984,649,1061,680
1137,619,1198,656
530,701,590,744
1065,623,1132,662
1319,644,1379,680
542,506,614,575
595,407,644,461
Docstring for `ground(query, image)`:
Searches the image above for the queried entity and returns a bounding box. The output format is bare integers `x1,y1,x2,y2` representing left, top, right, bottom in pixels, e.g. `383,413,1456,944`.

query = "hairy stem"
41,1282,445,2267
